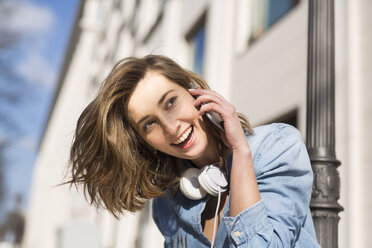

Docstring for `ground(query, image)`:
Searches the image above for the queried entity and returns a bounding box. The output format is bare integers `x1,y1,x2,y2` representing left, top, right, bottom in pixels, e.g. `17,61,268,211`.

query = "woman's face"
127,70,216,167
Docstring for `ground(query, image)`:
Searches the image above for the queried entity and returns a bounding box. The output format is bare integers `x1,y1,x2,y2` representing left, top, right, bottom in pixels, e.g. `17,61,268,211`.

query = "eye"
165,96,177,109
143,119,156,131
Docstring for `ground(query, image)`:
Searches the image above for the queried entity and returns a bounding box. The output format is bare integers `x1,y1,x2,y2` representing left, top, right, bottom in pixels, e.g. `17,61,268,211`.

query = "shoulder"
248,123,302,145
246,123,310,175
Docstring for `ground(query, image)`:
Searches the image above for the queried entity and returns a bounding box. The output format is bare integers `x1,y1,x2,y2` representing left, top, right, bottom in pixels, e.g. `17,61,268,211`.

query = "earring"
153,150,160,172
155,159,160,172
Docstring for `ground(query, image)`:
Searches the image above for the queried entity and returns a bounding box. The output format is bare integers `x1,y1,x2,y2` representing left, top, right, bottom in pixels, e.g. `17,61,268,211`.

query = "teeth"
174,126,192,144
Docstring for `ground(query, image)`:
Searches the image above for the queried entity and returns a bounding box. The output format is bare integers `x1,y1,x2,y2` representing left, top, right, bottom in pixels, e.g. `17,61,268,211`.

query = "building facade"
23,0,372,247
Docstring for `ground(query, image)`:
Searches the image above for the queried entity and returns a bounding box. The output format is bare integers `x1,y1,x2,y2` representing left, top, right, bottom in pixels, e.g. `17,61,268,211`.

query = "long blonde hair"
67,55,252,217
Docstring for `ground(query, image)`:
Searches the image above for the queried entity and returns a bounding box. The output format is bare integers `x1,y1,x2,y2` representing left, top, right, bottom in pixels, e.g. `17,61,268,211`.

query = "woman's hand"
189,87,260,217
188,88,249,153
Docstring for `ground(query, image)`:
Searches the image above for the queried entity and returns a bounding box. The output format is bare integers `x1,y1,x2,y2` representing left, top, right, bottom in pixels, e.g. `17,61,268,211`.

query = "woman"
68,55,320,247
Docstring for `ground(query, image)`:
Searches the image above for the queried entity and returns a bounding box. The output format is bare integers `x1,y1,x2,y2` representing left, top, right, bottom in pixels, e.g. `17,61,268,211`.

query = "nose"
159,116,180,137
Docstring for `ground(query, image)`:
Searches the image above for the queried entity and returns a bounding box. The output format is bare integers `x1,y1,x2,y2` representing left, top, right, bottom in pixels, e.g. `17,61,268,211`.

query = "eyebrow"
135,89,175,128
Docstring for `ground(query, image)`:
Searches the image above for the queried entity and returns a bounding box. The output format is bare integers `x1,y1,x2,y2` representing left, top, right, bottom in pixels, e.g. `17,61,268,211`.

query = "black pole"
306,0,343,247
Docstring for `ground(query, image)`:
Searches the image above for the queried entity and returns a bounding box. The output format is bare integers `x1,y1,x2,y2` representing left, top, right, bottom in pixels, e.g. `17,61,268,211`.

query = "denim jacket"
152,123,321,247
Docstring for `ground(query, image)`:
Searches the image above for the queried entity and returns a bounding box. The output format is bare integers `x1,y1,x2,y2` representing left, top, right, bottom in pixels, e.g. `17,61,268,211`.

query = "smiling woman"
67,55,251,213
66,55,320,248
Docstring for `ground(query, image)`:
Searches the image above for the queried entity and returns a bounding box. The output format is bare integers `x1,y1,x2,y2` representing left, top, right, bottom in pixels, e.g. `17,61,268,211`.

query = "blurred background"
0,0,371,247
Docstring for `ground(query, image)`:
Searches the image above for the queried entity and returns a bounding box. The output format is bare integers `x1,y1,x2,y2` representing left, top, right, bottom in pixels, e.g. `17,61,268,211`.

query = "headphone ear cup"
179,168,207,200
198,165,228,197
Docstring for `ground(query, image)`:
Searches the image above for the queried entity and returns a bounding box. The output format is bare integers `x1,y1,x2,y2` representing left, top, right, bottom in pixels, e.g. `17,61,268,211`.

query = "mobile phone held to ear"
189,83,225,132
204,110,224,132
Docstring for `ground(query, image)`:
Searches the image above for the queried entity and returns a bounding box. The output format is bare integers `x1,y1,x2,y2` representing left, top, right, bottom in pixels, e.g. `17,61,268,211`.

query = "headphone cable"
210,188,221,248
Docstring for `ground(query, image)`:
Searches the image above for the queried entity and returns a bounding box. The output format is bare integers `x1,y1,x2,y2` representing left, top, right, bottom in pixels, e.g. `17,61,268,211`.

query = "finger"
188,87,205,93
190,89,227,105
188,88,224,101
193,94,224,108
199,97,236,115
198,102,225,116
187,88,202,97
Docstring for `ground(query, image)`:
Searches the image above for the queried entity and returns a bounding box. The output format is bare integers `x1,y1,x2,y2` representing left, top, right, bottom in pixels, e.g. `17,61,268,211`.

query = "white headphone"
179,164,228,200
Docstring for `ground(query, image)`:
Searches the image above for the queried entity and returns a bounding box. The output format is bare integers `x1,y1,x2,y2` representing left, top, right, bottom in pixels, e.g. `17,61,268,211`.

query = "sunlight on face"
127,71,217,167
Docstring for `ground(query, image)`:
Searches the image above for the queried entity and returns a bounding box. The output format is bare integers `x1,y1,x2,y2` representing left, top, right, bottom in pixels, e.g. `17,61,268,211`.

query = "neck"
191,145,219,169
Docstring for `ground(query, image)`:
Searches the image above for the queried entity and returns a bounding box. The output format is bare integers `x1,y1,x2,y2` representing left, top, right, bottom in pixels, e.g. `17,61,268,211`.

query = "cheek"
143,131,166,148
182,100,200,118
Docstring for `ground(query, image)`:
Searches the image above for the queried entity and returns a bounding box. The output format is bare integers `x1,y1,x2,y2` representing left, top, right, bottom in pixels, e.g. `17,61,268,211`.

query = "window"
249,0,299,44
186,13,207,75
266,0,299,27
191,26,206,75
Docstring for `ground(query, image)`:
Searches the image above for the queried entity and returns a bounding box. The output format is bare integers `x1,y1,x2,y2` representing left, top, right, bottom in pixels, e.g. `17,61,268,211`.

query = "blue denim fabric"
152,123,321,247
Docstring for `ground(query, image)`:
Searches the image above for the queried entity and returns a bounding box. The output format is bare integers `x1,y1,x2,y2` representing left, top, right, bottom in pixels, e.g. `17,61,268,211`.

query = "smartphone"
205,110,224,132
189,84,225,132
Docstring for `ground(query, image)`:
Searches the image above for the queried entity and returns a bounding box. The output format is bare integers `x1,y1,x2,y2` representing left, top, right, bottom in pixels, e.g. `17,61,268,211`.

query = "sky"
0,0,79,219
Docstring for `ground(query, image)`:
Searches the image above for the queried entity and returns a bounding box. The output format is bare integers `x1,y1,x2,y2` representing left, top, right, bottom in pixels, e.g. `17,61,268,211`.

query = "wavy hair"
67,55,252,217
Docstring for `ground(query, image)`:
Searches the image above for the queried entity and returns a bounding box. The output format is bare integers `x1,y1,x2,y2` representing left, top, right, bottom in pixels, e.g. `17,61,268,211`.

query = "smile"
174,126,193,144
172,125,195,149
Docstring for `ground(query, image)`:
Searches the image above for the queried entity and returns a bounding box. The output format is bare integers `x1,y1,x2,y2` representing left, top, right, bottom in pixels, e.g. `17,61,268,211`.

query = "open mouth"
172,125,194,148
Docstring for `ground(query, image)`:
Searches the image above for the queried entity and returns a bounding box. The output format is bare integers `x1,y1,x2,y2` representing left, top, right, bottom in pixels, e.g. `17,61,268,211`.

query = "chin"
185,142,208,160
